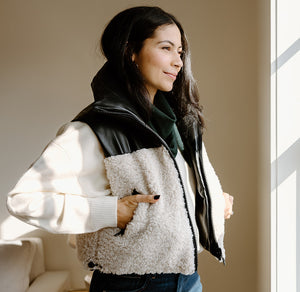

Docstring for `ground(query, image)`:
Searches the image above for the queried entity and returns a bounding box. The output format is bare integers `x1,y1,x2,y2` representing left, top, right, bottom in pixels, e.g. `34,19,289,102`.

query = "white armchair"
0,237,71,292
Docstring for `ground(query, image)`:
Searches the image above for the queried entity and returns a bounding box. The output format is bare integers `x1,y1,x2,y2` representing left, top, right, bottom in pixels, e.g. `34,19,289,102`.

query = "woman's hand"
223,192,234,219
117,194,160,229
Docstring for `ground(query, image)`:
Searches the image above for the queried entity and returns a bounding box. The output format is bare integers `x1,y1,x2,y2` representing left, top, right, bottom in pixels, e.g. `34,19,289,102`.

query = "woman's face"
132,24,183,102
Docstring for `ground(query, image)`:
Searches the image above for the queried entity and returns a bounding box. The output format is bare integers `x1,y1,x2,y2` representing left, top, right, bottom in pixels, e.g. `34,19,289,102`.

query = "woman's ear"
131,53,136,63
131,53,139,68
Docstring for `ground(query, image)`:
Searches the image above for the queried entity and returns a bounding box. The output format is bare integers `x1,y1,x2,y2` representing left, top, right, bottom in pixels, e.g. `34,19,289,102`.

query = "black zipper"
96,107,199,271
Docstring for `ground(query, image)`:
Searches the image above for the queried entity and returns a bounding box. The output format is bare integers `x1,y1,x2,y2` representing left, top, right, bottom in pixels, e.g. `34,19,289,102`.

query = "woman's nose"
173,53,183,69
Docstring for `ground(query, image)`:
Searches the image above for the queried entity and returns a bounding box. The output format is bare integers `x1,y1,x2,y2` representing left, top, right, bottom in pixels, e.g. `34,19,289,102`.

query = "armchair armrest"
27,270,70,292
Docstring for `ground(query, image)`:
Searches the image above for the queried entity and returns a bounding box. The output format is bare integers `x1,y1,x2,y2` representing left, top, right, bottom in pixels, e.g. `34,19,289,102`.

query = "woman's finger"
131,194,160,204
223,192,234,219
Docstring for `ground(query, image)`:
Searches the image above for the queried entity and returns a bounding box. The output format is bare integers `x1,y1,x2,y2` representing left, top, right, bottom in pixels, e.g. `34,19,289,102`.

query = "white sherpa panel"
76,146,195,275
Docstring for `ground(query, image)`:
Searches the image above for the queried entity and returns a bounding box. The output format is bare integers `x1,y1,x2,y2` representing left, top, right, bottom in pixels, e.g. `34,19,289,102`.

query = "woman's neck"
146,88,157,104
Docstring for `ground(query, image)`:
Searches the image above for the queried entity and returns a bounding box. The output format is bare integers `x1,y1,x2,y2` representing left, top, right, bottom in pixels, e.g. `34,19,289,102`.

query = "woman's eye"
162,46,171,51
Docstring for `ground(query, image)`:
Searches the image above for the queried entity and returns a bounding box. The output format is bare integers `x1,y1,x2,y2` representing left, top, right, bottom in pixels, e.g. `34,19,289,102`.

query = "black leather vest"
73,63,224,264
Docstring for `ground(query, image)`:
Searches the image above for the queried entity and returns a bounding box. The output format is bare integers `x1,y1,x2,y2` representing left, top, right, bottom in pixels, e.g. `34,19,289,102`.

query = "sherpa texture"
76,146,195,275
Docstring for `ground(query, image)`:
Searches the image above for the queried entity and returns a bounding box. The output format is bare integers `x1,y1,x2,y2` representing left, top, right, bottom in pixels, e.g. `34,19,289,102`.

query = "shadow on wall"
271,38,300,74
271,138,300,191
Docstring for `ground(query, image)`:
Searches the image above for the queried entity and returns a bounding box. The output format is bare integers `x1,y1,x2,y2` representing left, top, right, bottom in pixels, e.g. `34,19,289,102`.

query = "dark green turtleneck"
148,92,184,157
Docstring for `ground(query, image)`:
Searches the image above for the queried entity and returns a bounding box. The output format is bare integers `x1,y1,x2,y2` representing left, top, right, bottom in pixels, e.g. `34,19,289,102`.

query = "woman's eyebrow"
157,40,182,48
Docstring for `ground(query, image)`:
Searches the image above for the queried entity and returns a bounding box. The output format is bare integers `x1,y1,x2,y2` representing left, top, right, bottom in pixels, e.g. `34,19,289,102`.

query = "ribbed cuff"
89,195,118,230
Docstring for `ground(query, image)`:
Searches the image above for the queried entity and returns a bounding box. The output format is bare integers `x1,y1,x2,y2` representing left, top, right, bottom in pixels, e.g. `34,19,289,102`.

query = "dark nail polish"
154,195,160,200
132,189,139,195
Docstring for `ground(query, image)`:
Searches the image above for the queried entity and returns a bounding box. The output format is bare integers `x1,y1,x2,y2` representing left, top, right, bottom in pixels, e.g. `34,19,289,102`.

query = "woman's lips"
164,72,177,80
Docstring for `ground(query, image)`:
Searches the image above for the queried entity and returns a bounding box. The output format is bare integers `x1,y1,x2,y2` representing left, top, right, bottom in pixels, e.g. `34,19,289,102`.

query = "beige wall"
257,0,271,291
0,0,270,291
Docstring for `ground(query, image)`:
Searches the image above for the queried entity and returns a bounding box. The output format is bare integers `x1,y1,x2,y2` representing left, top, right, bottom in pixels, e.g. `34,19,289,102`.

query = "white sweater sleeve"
202,143,223,196
202,143,225,256
7,122,118,234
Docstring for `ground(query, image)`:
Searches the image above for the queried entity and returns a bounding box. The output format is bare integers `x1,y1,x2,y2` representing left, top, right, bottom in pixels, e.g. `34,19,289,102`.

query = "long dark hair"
101,6,204,128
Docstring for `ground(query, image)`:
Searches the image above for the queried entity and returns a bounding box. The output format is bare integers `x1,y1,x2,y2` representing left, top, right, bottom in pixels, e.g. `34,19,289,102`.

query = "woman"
7,6,233,292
